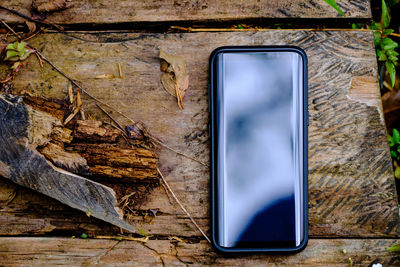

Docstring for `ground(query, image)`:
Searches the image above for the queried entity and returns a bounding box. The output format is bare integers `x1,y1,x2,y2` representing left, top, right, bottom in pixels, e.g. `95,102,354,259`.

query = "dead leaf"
33,0,74,13
159,49,189,109
95,74,116,79
25,21,37,34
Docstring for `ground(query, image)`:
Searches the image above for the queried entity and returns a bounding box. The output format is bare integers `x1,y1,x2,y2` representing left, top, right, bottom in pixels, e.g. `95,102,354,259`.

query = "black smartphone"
209,46,308,252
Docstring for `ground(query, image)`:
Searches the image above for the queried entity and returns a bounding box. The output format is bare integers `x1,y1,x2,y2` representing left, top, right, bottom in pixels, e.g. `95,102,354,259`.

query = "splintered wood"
0,94,159,231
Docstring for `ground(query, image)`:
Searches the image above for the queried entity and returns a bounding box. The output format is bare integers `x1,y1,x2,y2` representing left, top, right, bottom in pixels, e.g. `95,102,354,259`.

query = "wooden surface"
0,29,398,264
0,0,371,25
1,238,400,266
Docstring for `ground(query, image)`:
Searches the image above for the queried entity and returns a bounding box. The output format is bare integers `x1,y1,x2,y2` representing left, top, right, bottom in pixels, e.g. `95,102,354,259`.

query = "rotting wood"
0,31,398,240
0,93,159,232
0,0,371,26
0,237,399,266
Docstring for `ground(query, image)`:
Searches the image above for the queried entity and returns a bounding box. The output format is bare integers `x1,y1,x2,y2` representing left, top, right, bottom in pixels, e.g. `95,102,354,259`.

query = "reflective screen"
215,51,304,248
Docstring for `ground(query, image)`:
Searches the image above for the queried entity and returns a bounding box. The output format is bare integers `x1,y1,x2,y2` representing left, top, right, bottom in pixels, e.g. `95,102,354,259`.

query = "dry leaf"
159,49,189,109
63,89,82,125
95,74,116,79
25,21,37,34
33,0,74,13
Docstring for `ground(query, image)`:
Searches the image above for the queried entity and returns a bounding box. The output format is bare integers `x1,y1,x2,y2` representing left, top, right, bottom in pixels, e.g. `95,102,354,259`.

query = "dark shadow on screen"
236,194,295,247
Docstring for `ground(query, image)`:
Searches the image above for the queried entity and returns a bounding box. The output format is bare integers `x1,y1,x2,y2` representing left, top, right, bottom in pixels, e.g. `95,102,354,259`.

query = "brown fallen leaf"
33,0,74,13
25,21,36,34
159,49,189,109
95,74,116,79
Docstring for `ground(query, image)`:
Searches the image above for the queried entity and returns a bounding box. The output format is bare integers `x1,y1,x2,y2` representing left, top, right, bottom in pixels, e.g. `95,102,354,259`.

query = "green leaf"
393,128,400,144
381,37,395,46
378,50,387,61
16,42,26,53
387,50,399,57
384,43,399,50
391,150,397,157
19,49,32,60
237,24,244,29
382,0,390,28
386,61,396,87
374,31,382,47
395,166,400,179
388,243,400,252
388,135,395,147
389,55,399,62
323,0,346,17
4,50,19,61
80,233,88,239
383,29,394,35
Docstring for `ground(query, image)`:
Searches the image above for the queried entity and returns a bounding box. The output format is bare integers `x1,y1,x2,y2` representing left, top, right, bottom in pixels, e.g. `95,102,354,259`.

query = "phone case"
209,46,308,253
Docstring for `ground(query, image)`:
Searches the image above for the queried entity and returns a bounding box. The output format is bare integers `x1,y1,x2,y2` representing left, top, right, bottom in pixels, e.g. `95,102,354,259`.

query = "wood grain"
0,0,371,25
0,237,399,266
0,31,398,240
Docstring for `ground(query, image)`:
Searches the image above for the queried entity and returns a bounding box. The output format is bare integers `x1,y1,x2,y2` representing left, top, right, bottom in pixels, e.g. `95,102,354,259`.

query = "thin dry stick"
157,167,211,244
96,103,126,133
0,19,22,39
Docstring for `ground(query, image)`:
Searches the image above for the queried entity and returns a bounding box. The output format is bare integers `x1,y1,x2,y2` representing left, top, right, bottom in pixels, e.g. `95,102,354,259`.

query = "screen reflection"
216,52,304,248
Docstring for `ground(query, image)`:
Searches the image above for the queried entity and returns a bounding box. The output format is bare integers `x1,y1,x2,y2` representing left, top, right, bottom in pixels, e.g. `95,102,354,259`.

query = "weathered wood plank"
0,237,399,266
0,31,398,239
0,0,371,25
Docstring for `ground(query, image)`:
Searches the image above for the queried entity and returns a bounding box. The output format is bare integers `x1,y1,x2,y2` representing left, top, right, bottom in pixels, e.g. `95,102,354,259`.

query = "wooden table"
1,1,399,266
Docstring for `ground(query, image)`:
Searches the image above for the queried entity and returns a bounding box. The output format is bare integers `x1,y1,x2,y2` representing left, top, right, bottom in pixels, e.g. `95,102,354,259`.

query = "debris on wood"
0,94,160,232
159,49,189,109
95,74,116,79
33,0,74,13
63,89,82,125
25,21,37,34
118,63,123,78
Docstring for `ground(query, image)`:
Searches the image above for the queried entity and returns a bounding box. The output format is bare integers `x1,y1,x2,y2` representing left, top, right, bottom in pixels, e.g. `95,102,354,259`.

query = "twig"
94,235,149,242
157,167,211,243
96,103,126,133
152,137,207,166
118,63,123,78
390,32,400,38
0,19,22,39
0,5,63,31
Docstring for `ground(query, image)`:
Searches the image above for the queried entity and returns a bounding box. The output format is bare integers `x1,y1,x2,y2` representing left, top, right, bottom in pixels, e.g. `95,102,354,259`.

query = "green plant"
323,0,345,17
3,41,33,62
388,128,400,178
371,0,399,88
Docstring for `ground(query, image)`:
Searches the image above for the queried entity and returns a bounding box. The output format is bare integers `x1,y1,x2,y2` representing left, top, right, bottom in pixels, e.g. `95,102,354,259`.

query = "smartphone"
209,46,308,252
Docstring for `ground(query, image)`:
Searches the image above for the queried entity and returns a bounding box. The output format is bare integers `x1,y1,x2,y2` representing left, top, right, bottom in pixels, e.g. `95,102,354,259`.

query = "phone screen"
212,49,307,250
